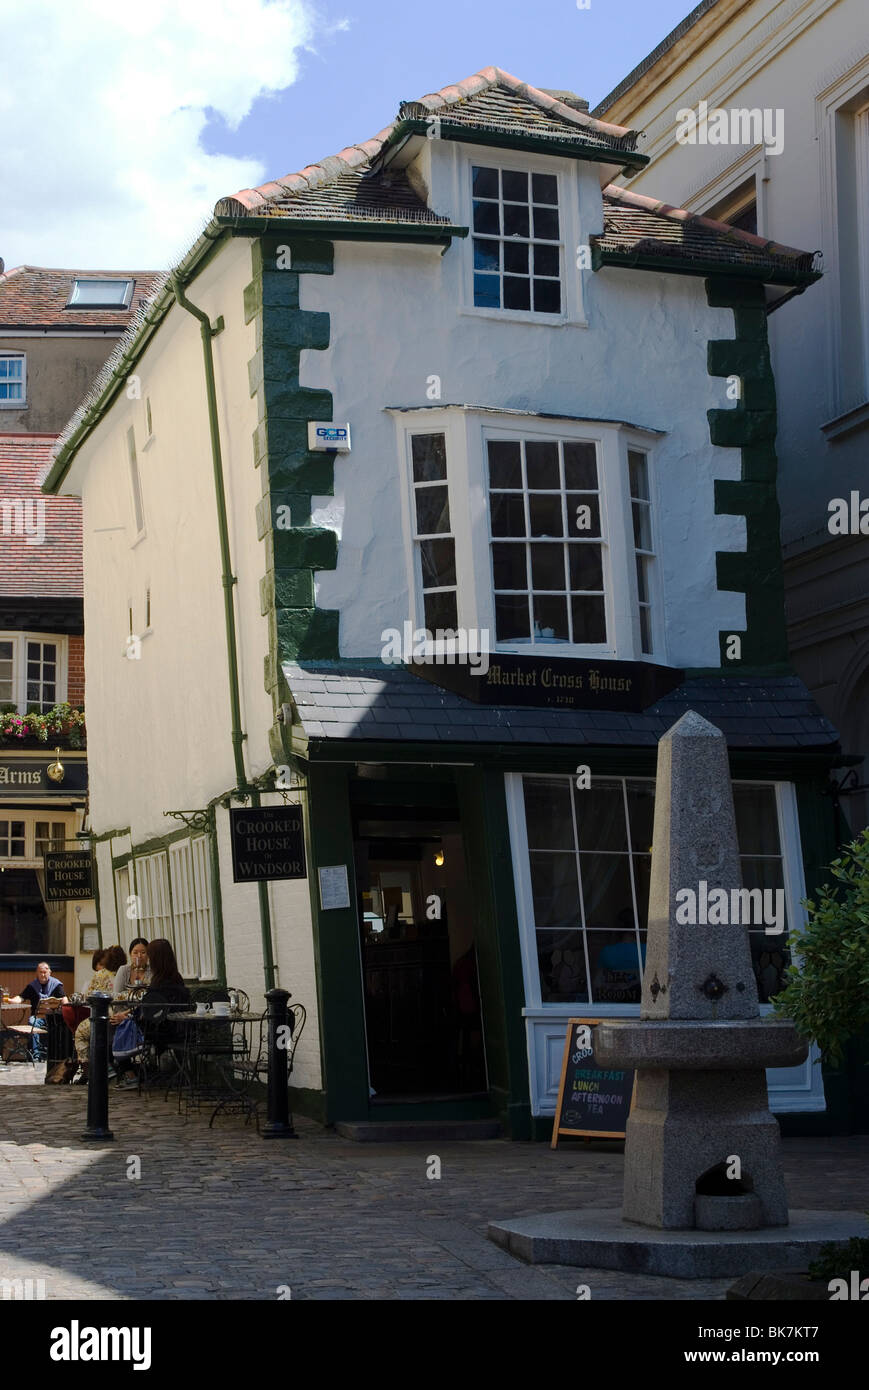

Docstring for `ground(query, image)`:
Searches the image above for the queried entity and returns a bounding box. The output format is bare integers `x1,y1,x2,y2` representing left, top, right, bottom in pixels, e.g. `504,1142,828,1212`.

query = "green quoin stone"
276,607,340,660
243,279,262,324
260,346,304,383
273,569,316,609
733,308,768,341
267,386,334,424
707,408,777,446
257,237,334,276
705,278,766,308
715,479,778,517
261,311,330,352
740,375,777,412
707,339,770,379
259,273,302,311
273,526,338,569
269,455,335,494
740,444,777,483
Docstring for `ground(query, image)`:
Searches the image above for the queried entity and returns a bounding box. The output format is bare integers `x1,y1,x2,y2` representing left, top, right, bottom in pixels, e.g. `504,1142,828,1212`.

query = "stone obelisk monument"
595,710,807,1230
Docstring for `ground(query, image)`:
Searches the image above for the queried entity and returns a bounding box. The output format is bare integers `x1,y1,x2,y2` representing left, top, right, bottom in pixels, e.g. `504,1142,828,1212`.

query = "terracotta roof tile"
0,267,163,330
0,436,82,596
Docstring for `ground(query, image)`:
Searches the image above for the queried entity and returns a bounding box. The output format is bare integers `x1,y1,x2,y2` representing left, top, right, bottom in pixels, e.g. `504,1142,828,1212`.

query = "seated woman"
62,948,107,1036
111,937,151,1086
115,939,190,1088
73,945,127,1082
113,938,151,999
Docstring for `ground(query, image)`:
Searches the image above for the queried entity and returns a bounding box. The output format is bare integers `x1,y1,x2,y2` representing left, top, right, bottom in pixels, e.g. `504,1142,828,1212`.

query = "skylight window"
66,278,134,309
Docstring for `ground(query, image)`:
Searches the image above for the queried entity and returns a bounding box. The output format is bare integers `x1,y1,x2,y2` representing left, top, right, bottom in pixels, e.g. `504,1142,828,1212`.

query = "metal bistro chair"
1,999,55,1067
180,986,236,1119
209,1001,307,1131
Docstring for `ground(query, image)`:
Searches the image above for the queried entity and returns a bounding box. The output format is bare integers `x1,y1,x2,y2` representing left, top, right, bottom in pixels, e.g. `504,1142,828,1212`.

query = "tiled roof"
283,663,839,751
216,66,641,220
0,267,163,329
0,437,82,596
595,186,821,280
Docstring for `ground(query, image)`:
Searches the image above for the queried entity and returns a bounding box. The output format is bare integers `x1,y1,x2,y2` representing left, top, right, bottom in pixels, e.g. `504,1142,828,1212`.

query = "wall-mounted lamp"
46,747,65,784
434,850,445,868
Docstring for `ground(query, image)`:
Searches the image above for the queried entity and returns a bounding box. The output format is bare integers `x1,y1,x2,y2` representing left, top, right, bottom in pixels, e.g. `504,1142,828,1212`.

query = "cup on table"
212,1002,230,1017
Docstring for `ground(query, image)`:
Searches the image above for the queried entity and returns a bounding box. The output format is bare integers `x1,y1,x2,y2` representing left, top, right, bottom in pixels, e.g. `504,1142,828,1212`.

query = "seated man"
9,962,68,1061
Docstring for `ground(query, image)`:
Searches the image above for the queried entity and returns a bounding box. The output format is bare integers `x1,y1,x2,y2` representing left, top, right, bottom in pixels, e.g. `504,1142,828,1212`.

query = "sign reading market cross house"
408,653,683,713
44,851,93,901
229,805,307,884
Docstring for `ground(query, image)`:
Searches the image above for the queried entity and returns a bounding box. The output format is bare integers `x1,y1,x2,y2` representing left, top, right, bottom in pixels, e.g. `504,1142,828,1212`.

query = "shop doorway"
354,807,487,1099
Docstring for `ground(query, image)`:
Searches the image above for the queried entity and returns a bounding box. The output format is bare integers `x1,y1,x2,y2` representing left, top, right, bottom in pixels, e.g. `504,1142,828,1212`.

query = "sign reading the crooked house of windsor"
229,805,307,884
409,654,684,713
44,852,93,901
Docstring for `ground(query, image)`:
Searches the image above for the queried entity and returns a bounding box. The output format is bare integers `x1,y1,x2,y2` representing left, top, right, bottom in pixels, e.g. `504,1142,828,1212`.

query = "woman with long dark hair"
117,939,190,1088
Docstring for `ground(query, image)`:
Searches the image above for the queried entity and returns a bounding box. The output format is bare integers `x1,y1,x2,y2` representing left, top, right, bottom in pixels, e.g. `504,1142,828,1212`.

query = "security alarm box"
308,422,351,452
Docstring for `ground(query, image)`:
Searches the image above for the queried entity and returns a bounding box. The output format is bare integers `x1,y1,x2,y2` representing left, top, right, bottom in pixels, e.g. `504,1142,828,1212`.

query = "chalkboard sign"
551,1018,635,1146
229,805,306,883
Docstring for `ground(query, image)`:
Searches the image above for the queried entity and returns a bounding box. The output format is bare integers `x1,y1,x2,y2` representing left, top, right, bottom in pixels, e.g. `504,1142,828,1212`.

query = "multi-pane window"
169,836,216,980
0,354,25,403
0,640,13,703
115,864,132,942
35,822,66,856
133,852,171,940
628,449,654,655
26,640,57,711
127,428,145,535
0,821,26,858
487,436,606,646
522,775,790,1008
411,433,457,630
472,166,561,313
67,278,133,308
0,634,65,712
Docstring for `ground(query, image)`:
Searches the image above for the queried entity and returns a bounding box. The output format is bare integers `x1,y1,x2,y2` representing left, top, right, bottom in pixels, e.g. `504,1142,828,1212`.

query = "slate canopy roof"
282,662,839,755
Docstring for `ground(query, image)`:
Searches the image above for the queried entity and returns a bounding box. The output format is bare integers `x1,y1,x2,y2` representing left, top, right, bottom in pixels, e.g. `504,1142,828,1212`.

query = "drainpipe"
169,272,277,992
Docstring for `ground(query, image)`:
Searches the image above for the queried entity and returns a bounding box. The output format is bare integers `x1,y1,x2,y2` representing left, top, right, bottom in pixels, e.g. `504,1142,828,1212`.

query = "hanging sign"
551,1018,636,1146
229,805,306,883
44,851,93,901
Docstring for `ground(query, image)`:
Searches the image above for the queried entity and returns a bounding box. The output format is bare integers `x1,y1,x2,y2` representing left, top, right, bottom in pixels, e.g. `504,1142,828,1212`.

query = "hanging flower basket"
0,703,86,749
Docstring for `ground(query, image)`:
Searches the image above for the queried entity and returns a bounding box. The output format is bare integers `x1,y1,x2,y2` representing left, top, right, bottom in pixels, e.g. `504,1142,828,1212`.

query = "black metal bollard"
263,987,296,1139
81,993,114,1141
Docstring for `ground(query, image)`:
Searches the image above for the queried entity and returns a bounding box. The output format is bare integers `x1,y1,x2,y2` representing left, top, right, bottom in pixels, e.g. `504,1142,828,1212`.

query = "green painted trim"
300,738,839,776
458,766,532,1137
219,215,467,245
249,236,341,686
303,763,369,1123
382,118,648,170
249,788,276,991
206,819,227,986
112,851,133,870
44,224,230,493
91,826,131,844
705,277,791,668
287,1085,326,1124
597,249,820,287
91,850,103,949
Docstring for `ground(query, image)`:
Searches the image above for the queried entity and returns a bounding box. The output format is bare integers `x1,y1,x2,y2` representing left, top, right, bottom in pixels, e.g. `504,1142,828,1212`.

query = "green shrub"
772,827,869,1066
807,1231,869,1282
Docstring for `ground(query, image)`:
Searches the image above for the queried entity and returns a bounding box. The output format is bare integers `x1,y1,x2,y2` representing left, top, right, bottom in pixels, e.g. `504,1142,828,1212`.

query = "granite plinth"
595,1019,808,1071
487,1209,867,1279
695,1193,763,1230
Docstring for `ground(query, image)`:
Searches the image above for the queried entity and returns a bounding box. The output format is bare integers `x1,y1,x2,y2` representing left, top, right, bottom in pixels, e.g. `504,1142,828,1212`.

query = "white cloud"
0,0,317,270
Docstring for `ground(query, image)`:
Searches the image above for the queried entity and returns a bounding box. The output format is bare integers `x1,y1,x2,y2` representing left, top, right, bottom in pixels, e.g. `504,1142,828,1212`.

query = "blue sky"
203,0,695,185
3,0,697,268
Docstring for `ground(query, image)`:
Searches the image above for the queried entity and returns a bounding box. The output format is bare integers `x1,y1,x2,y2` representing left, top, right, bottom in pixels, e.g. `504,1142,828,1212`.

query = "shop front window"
521,775,790,1007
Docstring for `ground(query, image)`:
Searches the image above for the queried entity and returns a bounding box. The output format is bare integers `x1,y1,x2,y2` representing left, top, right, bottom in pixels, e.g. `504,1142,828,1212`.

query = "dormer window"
66,278,134,309
472,165,562,314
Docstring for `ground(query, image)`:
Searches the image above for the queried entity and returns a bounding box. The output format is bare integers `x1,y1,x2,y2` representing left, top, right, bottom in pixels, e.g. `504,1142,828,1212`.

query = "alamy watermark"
0,497,45,546
381,622,490,675
675,881,784,934
675,101,784,157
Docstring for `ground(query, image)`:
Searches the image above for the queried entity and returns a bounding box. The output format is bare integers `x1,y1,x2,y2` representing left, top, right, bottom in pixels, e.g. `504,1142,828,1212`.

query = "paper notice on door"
318,864,351,910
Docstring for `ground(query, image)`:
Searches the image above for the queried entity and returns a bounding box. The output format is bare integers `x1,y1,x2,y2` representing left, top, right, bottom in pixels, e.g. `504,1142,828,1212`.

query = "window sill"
130,529,147,550
0,402,27,410
460,306,588,329
820,400,869,443
141,435,156,452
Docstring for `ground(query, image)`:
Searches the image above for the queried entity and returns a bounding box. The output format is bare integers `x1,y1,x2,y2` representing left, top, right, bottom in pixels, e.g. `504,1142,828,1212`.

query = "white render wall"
598,0,869,546
58,237,320,1044
301,138,747,669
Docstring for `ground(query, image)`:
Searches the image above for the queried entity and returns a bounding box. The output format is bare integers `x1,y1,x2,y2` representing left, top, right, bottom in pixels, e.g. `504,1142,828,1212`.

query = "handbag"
112,1015,144,1060
46,1057,78,1084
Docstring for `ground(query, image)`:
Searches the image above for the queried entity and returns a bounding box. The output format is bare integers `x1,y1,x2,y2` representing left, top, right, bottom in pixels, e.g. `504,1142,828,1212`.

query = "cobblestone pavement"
1,1066,867,1301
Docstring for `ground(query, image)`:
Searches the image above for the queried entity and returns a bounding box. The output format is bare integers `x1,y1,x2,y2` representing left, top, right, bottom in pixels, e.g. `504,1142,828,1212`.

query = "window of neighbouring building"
0,633,67,713
168,836,216,981
471,165,562,314
0,353,25,406
513,774,792,1009
704,176,758,237
66,278,134,309
0,814,72,955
